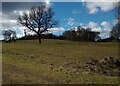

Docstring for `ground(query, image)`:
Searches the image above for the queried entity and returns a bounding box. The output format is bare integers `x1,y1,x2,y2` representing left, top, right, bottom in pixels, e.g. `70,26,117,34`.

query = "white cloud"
100,21,112,38
66,18,75,26
1,13,17,29
13,10,30,16
87,21,98,28
101,21,111,28
85,2,115,14
79,23,83,26
13,27,25,38
45,0,53,9
48,27,64,32
85,21,112,39
2,19,17,29
72,9,81,14
91,27,102,32
100,3,114,12
45,0,50,5
13,10,23,16
65,18,79,26
86,2,99,14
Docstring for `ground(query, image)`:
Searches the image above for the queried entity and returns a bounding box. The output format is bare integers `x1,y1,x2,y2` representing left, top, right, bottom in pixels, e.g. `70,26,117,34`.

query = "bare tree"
18,4,59,43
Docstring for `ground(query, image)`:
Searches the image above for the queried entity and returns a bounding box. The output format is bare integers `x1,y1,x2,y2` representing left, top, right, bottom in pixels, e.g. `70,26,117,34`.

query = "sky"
0,0,119,40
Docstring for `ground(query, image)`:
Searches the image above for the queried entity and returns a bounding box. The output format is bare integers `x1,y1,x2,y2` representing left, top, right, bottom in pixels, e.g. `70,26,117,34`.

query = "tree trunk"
38,34,41,43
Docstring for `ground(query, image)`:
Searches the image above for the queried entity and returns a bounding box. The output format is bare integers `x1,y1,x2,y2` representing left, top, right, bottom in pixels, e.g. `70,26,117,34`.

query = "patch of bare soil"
57,57,120,76
85,57,120,76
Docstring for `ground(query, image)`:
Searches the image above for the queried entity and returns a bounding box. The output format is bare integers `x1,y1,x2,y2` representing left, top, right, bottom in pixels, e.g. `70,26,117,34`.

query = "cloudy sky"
0,0,119,40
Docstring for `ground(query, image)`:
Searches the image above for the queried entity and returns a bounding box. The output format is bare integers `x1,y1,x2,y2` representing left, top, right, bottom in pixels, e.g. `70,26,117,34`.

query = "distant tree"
2,30,17,43
18,4,59,43
110,1,120,40
110,26,119,39
63,30,77,41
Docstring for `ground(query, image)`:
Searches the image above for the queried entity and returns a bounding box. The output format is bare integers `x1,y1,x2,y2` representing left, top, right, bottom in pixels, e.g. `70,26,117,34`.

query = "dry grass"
2,39,119,84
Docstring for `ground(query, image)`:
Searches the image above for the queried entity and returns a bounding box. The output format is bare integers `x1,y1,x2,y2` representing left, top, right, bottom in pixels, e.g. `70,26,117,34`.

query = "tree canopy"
2,29,17,43
63,26,100,42
110,1,120,40
18,4,59,43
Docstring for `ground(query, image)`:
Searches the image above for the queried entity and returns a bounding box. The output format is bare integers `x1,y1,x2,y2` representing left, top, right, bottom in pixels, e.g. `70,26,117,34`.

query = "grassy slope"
2,39,119,84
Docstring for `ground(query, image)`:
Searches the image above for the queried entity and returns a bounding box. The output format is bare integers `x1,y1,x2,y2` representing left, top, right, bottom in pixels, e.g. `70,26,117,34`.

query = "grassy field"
2,39,119,84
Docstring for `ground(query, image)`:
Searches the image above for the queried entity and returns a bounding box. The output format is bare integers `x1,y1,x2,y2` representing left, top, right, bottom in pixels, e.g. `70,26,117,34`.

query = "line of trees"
63,26,100,42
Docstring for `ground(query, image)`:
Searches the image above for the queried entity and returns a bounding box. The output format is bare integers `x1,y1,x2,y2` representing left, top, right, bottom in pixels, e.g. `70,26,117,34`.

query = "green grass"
2,39,119,84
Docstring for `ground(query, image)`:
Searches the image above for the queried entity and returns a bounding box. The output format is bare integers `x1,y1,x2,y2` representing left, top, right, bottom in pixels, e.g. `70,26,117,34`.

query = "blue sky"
51,2,115,37
0,1,117,40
